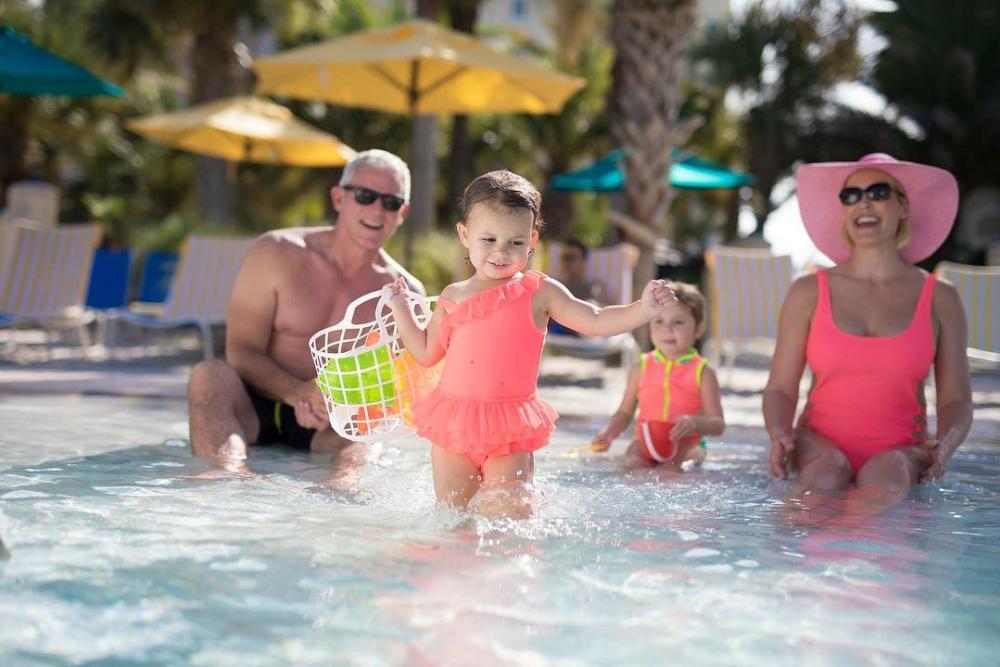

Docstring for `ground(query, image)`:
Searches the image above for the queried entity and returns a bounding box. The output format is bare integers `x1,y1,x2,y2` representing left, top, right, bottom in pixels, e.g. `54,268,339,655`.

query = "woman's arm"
762,275,817,478
671,366,726,441
593,363,641,451
382,280,447,366
543,277,675,337
922,282,974,482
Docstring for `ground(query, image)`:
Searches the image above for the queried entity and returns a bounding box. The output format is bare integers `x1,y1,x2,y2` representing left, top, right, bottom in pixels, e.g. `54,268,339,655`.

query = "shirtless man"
187,149,422,476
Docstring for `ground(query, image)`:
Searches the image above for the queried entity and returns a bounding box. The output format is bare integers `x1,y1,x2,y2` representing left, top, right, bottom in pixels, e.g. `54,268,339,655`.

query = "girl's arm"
670,366,725,441
382,280,447,366
543,277,675,337
762,275,816,479
922,282,974,482
592,363,641,451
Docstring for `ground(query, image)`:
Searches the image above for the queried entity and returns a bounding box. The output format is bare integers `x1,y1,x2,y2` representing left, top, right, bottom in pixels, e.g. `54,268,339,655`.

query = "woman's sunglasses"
838,182,897,206
342,185,405,212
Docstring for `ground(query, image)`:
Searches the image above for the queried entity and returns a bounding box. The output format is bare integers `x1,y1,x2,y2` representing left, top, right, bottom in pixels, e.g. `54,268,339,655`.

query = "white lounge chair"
0,223,101,348
704,245,795,379
109,234,254,358
935,262,999,364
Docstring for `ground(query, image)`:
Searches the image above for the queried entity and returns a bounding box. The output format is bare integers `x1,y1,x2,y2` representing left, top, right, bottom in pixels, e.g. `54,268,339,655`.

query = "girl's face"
458,203,538,282
840,168,907,252
649,304,704,358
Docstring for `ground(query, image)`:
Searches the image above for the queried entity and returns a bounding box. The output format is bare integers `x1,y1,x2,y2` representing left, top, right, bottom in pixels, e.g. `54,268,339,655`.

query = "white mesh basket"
309,288,440,442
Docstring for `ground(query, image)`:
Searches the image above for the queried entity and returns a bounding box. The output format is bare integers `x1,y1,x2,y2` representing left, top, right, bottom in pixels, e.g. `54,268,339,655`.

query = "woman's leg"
431,445,482,509
476,451,536,519
788,428,854,497
841,446,930,519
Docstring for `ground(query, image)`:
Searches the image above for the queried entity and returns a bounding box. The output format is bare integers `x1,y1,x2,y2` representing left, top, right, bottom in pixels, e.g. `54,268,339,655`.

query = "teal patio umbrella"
0,25,123,97
552,150,752,191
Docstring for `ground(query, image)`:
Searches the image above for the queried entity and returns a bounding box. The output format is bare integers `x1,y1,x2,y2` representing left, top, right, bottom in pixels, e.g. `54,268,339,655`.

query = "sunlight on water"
0,396,998,666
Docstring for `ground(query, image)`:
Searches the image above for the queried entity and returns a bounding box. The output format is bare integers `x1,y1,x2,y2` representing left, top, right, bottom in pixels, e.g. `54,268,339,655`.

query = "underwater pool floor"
1,395,999,666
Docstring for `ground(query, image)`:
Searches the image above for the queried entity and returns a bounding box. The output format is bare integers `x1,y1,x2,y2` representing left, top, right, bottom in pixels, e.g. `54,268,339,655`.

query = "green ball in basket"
316,344,397,405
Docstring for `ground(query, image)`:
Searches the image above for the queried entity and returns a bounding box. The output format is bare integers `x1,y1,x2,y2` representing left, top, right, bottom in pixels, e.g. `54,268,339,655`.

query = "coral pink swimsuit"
800,270,936,472
411,271,558,469
635,349,708,462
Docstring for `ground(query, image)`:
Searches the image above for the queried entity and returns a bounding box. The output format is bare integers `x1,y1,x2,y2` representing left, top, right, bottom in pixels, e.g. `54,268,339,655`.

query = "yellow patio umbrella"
252,19,585,114
126,96,356,166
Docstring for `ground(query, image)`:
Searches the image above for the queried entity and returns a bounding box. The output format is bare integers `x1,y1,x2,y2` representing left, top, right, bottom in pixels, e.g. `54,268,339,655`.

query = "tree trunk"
609,0,698,345
446,0,479,219
0,97,32,206
189,25,243,224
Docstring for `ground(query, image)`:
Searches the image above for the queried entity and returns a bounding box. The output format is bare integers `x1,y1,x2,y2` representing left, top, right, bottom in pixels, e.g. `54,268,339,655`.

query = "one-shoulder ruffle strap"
412,390,558,451
441,271,545,329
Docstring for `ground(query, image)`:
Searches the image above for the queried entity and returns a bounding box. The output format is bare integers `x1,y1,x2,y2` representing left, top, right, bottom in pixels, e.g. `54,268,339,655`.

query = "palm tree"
608,0,698,288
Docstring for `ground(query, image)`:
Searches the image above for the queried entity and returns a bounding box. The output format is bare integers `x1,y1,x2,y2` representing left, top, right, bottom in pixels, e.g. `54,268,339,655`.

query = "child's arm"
592,363,641,451
670,365,725,442
382,279,447,366
542,277,676,337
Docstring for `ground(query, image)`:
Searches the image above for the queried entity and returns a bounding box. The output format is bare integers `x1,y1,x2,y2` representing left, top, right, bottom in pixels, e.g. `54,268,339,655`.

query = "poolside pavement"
1,328,998,444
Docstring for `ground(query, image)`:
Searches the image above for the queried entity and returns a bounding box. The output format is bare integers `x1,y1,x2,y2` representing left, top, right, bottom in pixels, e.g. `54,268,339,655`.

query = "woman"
763,153,973,515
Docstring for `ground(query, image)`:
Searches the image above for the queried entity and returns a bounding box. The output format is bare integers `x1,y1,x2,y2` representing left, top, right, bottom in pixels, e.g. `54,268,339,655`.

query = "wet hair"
564,238,590,260
339,149,411,200
841,172,911,251
665,281,706,327
459,169,544,230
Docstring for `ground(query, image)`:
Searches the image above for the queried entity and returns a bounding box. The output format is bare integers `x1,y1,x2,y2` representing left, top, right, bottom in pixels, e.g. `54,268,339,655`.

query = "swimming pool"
1,394,998,666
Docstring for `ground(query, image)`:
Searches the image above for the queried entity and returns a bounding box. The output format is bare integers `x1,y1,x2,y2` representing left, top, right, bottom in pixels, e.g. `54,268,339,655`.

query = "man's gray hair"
339,149,411,201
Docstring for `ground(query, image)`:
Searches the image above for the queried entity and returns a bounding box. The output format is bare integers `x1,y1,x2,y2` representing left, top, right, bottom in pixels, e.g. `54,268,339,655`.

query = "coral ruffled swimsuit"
411,271,558,469
800,270,936,473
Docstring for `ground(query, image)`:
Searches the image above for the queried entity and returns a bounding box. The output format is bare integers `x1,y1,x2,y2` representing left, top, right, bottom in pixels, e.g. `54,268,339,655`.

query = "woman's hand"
917,435,951,484
640,280,678,317
768,430,796,479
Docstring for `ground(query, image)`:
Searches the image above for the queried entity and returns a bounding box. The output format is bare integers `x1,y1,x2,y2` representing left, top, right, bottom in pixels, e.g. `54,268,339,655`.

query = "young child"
591,282,725,469
383,169,676,518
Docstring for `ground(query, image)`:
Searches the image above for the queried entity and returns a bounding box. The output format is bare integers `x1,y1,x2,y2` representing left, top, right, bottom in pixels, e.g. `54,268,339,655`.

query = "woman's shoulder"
930,273,964,316
785,272,820,306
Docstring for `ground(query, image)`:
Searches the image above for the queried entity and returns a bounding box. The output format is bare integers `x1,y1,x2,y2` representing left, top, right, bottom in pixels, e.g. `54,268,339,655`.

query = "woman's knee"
857,448,920,490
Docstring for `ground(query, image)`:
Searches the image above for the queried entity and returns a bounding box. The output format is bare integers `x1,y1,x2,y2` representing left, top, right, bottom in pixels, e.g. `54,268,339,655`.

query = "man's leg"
188,360,260,462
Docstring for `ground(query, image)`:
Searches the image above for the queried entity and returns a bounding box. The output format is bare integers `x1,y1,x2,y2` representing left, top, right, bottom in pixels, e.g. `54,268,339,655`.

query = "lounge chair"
544,242,641,367
0,222,101,347
703,245,795,380
935,262,999,364
85,247,133,347
109,234,254,359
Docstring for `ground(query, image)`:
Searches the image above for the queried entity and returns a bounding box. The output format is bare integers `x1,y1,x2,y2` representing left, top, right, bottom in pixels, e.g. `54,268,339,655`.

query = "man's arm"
225,237,326,428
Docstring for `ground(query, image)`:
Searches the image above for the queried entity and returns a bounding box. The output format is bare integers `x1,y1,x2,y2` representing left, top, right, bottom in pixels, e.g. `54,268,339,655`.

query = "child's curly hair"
459,169,544,230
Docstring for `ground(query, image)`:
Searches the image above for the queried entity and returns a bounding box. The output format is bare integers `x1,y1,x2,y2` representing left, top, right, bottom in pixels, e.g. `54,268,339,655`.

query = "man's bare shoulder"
377,248,426,295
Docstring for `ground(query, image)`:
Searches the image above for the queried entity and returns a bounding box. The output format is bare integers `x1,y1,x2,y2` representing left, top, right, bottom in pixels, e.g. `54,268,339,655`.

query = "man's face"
331,164,409,249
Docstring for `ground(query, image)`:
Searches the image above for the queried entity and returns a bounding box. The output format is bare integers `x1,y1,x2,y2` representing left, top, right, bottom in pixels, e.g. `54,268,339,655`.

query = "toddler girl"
592,281,725,469
384,169,676,517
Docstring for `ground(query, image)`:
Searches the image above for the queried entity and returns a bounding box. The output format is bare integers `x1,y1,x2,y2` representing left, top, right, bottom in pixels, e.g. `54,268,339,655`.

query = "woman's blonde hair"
841,174,911,251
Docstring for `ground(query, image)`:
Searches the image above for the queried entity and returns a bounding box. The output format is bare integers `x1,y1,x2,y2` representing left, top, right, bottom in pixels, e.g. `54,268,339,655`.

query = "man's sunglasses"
342,185,405,212
838,182,897,206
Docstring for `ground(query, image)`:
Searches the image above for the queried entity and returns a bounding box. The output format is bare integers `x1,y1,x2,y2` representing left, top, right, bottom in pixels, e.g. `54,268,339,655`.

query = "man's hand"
640,280,678,317
289,380,329,430
769,430,796,479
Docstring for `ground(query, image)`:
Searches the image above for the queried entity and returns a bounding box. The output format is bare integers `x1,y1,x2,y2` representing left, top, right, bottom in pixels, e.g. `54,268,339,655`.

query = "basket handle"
375,289,434,344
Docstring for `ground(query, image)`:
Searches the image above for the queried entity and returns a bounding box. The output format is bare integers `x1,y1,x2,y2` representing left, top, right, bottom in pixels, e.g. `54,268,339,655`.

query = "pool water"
1,395,998,666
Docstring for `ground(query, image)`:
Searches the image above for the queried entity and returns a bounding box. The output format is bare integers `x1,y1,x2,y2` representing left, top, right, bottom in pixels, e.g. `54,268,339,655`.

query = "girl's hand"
640,280,678,316
670,416,698,441
590,432,612,452
768,430,796,479
381,277,408,307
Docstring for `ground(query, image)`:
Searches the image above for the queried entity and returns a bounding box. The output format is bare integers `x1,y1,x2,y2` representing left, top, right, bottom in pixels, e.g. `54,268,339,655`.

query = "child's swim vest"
635,348,707,462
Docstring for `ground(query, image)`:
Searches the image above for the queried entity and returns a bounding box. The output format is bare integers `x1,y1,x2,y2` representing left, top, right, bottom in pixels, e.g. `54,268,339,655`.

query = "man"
549,239,602,336
187,149,422,477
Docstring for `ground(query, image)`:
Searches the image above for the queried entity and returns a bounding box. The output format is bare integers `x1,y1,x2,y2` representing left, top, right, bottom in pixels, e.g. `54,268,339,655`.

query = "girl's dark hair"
459,169,544,230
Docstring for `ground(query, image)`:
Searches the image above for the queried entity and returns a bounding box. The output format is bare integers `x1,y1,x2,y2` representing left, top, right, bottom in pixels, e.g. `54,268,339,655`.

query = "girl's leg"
476,452,535,519
676,442,706,469
841,445,930,519
623,440,656,469
788,428,854,497
431,445,482,509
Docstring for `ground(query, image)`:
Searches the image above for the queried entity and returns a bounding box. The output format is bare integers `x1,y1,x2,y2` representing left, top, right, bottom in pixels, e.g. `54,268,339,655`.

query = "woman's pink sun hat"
796,153,959,263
